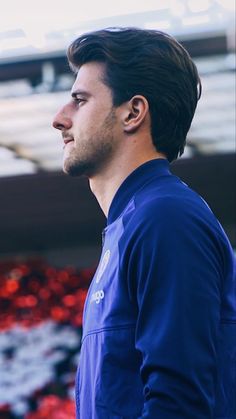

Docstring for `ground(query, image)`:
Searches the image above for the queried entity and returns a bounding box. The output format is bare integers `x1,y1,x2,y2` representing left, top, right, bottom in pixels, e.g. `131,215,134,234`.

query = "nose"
52,105,72,131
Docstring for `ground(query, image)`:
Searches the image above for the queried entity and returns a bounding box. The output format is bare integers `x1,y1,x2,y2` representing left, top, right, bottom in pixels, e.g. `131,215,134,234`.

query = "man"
53,28,236,418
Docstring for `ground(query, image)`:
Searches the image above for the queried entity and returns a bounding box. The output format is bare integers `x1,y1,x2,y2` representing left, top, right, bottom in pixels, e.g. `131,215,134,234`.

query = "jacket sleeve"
124,198,223,418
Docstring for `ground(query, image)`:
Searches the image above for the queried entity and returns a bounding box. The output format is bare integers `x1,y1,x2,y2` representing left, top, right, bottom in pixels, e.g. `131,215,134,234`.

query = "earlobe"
123,95,149,133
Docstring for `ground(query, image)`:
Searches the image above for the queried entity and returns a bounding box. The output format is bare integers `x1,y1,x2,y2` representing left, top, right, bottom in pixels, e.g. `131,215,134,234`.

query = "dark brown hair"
67,27,201,162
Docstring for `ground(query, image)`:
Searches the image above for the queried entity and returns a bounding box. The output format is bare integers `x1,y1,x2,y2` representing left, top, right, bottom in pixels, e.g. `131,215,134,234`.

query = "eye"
73,97,85,104
71,95,87,107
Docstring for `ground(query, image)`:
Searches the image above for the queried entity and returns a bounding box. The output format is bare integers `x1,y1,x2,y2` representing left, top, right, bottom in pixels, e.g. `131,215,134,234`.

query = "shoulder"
121,181,226,253
128,185,212,230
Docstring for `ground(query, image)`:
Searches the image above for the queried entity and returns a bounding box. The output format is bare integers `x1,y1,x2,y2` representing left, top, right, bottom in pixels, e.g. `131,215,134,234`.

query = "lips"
63,138,74,145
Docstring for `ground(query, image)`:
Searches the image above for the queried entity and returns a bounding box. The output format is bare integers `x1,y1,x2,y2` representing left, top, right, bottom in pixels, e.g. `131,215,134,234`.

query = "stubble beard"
63,109,117,178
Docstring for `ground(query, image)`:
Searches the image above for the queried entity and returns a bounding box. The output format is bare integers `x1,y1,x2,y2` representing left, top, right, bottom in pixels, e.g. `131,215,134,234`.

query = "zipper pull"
101,229,106,247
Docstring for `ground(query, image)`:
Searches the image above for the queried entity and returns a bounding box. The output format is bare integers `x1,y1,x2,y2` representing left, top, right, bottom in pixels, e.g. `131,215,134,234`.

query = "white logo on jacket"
90,290,105,304
95,249,110,284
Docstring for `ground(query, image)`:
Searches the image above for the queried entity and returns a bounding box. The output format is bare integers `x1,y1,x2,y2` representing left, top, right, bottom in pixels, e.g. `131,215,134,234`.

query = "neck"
89,151,166,217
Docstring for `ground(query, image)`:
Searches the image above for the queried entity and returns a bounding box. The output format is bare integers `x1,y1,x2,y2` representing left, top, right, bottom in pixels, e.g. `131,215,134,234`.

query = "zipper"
101,229,106,247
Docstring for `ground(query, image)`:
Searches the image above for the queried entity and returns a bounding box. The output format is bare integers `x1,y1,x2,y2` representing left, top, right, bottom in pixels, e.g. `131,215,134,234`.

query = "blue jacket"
76,159,236,418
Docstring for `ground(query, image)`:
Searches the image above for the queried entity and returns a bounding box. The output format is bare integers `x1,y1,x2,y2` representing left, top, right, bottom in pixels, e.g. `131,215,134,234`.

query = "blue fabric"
76,159,236,418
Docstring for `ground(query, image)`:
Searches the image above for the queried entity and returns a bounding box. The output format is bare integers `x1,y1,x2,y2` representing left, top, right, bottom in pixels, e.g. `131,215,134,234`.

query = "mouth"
63,138,74,148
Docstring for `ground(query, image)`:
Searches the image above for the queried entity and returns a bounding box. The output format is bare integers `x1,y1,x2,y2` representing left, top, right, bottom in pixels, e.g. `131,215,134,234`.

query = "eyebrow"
71,89,91,98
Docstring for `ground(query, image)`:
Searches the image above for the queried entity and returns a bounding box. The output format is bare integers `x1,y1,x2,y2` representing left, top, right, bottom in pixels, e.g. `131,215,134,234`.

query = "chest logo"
95,249,110,284
90,289,105,304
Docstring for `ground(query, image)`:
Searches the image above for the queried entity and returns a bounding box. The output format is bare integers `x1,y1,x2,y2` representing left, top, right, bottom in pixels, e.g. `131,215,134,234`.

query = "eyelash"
73,97,85,105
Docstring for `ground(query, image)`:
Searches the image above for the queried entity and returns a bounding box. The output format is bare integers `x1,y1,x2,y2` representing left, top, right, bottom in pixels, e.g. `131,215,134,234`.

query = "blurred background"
0,0,235,417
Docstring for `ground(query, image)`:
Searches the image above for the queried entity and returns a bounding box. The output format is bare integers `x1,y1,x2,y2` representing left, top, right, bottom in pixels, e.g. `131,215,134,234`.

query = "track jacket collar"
107,158,170,225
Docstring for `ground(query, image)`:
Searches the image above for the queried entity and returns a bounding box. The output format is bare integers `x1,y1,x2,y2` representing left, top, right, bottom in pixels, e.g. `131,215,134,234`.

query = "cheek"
74,119,98,141
73,113,90,134
72,105,111,141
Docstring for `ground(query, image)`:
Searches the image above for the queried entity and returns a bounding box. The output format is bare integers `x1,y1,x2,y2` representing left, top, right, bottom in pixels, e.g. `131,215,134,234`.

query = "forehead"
71,62,109,95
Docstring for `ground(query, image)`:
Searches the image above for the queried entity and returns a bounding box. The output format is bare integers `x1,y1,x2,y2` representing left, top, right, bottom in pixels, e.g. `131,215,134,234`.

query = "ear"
122,95,149,134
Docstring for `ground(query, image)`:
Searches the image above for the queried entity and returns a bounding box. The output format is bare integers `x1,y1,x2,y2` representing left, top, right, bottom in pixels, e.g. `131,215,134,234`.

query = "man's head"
67,27,201,162
53,61,121,177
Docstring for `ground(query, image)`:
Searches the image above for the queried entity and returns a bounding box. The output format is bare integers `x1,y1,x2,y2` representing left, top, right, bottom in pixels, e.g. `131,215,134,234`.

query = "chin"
63,160,75,176
63,159,91,177
63,164,79,177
